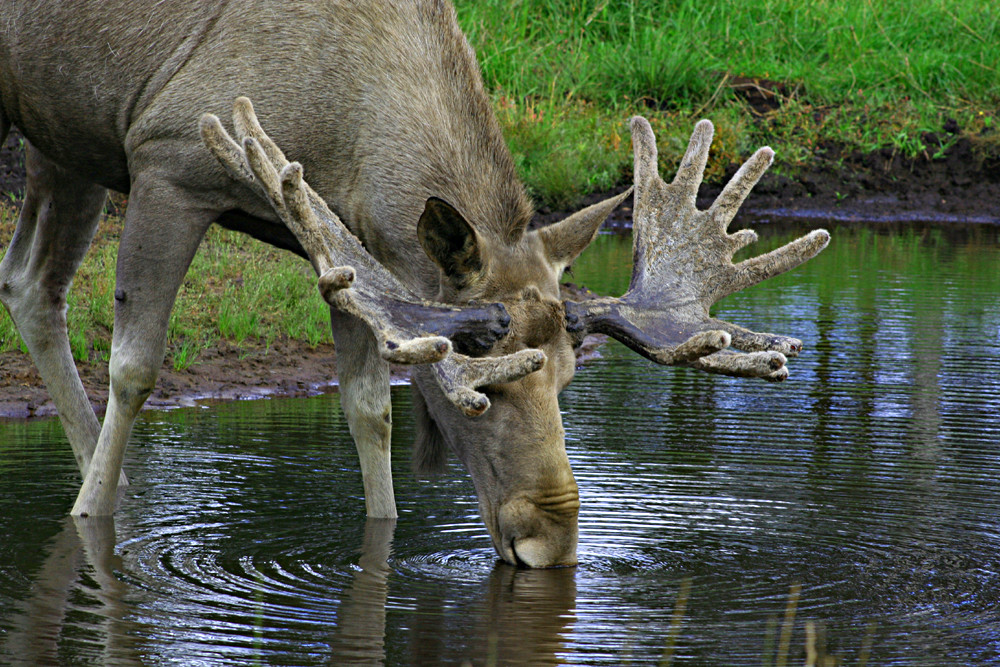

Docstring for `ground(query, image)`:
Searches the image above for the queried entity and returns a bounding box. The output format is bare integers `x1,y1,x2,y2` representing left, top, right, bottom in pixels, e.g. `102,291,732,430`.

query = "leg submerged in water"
331,309,398,519
71,172,215,516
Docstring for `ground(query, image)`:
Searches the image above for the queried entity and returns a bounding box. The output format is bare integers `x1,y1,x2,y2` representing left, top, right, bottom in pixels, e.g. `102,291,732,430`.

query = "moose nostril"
495,304,512,328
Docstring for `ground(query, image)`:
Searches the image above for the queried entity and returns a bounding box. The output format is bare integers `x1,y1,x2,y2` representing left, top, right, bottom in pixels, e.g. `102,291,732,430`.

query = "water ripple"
3,225,1000,665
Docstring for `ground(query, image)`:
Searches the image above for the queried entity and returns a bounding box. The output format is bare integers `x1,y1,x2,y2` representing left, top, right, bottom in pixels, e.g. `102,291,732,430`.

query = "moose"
0,0,828,567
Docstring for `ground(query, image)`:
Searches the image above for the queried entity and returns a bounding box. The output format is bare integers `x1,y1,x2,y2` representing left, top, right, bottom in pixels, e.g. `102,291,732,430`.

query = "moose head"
201,99,829,568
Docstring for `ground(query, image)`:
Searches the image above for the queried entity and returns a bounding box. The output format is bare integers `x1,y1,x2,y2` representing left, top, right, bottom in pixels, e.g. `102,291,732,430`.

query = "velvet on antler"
564,117,830,381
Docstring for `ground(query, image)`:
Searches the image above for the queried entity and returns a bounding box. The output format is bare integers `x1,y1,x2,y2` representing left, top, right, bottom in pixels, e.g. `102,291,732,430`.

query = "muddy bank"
0,339,347,419
2,126,999,419
535,133,1000,229
0,283,607,419
9,125,1000,229
0,332,609,419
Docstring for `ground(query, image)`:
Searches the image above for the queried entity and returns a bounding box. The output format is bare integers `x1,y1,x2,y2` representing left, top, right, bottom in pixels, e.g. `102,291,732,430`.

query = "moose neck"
319,1,533,297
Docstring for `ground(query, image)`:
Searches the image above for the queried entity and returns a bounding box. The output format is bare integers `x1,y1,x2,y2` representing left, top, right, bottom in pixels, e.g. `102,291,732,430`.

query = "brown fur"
411,387,449,477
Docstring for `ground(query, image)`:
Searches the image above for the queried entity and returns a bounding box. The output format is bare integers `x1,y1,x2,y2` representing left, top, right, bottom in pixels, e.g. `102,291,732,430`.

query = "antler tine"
199,97,546,411
721,229,831,303
630,114,661,195
233,96,288,168
669,118,713,202
566,116,829,381
200,112,330,273
434,349,547,417
203,107,450,364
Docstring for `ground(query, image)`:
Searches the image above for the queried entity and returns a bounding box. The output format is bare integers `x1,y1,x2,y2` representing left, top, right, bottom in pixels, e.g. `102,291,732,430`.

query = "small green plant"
931,134,960,160
171,338,209,371
218,296,260,344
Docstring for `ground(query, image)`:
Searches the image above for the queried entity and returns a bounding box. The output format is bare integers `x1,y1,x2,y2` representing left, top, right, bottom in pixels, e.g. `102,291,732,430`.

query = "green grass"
462,0,997,107
456,0,1000,205
0,204,332,365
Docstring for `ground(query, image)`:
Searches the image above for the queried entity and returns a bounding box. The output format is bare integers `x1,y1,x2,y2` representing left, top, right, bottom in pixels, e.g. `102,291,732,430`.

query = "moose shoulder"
0,0,828,567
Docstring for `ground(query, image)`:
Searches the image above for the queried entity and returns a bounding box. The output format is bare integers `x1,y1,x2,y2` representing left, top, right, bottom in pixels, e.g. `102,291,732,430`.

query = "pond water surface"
1,222,999,665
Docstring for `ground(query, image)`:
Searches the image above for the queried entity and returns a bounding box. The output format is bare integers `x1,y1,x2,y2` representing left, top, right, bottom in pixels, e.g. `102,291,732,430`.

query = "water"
1,222,999,665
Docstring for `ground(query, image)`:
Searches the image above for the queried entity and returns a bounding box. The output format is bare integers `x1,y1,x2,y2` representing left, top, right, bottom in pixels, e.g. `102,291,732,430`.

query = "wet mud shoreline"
542,133,1000,230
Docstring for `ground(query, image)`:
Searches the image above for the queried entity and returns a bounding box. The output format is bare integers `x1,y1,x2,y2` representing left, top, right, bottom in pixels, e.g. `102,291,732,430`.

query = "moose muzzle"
496,486,581,568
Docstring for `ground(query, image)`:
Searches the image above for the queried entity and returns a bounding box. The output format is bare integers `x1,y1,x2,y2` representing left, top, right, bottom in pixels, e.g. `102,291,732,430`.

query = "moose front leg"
72,176,215,516
330,309,397,519
0,145,115,481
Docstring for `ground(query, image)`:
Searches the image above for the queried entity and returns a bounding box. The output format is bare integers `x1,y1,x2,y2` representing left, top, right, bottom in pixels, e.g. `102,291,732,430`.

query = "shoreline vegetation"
2,0,999,412
461,0,998,207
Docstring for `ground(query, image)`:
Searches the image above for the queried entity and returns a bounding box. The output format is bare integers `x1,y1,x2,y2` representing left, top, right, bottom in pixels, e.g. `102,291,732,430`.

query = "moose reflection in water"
2,516,584,666
1,517,139,666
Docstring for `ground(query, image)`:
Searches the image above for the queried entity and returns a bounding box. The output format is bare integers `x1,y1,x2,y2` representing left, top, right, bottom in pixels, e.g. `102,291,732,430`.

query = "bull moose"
0,0,828,567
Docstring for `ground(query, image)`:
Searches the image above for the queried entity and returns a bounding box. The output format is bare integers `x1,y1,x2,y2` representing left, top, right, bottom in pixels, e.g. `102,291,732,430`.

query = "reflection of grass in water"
653,580,877,667
459,577,874,666
765,582,877,667
572,225,1000,311
659,576,692,665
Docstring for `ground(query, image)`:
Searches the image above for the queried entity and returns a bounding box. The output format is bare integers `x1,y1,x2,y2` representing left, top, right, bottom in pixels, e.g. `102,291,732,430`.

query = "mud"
0,332,608,419
2,124,999,419
535,132,1000,230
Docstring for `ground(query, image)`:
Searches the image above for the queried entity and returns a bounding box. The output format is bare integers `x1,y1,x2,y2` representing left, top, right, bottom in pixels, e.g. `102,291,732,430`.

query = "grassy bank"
2,0,998,363
0,204,331,366
456,0,999,206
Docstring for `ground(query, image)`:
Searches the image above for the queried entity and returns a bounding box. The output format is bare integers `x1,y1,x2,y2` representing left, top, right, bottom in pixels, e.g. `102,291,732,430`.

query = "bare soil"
0,339,349,419
2,125,999,419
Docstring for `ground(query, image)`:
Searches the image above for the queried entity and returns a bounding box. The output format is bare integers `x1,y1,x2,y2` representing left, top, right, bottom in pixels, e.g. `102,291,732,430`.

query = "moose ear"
418,197,483,289
536,188,633,273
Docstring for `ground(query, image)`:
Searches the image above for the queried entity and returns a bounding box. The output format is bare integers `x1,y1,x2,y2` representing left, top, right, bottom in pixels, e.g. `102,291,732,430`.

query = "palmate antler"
565,117,830,381
200,98,542,415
